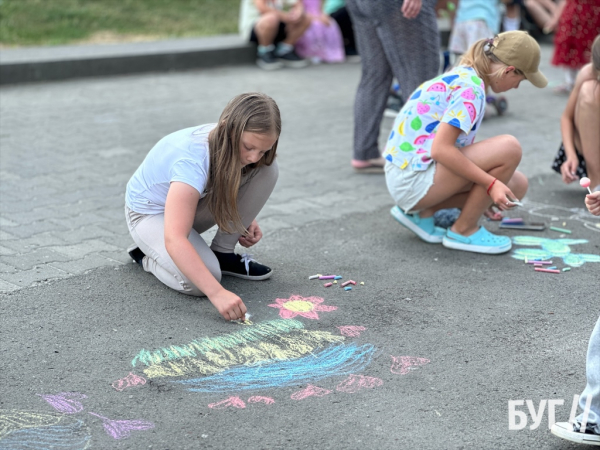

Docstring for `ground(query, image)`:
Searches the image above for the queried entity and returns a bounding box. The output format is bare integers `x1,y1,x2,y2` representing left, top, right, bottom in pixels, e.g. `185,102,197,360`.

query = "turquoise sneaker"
390,206,446,243
442,226,512,254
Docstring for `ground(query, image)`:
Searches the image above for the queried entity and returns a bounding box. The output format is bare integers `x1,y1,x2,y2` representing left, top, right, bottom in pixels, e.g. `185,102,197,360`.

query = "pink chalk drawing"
268,295,337,320
208,396,246,409
390,356,431,375
88,412,155,440
37,392,87,414
336,374,383,393
290,385,332,400
337,326,366,337
112,372,147,391
247,396,275,405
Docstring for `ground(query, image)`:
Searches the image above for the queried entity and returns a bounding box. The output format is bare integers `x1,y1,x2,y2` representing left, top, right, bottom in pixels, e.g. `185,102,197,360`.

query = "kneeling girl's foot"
442,226,512,254
127,244,145,266
390,206,446,243
213,251,273,280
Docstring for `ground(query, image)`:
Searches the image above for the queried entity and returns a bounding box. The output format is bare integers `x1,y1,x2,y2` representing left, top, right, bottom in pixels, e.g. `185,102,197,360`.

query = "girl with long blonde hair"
125,93,280,321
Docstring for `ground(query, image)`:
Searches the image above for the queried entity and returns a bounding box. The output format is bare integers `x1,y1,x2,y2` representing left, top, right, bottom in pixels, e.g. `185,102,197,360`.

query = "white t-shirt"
125,124,215,215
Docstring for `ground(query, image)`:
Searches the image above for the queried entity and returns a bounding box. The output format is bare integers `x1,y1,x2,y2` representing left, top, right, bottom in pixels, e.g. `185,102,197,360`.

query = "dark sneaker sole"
221,270,273,281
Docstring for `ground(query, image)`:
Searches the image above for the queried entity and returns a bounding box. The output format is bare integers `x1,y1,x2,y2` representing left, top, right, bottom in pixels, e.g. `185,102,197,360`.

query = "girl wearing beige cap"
384,31,547,254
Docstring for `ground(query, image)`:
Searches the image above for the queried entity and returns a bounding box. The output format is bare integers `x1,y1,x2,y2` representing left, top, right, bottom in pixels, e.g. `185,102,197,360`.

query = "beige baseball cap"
490,31,548,88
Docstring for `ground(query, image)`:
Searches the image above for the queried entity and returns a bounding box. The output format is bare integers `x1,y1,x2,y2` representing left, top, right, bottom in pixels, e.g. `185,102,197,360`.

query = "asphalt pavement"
1,40,599,450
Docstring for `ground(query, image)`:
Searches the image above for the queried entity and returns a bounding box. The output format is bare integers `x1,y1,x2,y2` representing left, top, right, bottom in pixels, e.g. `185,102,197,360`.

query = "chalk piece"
333,280,338,284
502,218,524,224
324,282,333,287
526,260,553,265
562,267,571,272
349,280,356,285
535,268,560,274
360,281,364,285
319,275,335,280
525,257,528,263
547,266,557,270
341,280,352,287
549,226,572,234
562,222,566,227
344,286,352,291
309,275,319,280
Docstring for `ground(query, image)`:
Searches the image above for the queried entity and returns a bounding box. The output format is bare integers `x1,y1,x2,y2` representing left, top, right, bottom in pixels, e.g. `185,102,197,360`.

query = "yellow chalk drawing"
0,410,61,439
132,320,346,379
282,300,314,313
143,329,345,379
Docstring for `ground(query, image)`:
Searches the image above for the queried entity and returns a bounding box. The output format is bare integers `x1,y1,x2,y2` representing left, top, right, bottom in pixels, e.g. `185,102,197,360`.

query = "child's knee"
256,12,280,30
500,134,522,162
511,170,529,198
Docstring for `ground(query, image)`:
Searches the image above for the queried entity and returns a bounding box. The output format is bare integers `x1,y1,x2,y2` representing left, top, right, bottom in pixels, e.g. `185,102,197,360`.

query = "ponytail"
459,37,516,87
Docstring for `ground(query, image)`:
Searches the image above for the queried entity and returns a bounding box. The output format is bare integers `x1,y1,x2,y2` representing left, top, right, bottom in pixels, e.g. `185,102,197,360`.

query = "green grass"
0,0,241,47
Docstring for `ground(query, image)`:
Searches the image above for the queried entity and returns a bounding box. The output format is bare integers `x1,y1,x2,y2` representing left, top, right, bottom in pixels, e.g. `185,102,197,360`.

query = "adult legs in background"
574,80,600,190
346,0,439,166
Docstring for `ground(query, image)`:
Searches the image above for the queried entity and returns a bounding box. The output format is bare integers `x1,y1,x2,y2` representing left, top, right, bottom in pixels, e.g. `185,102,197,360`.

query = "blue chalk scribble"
511,236,600,267
174,343,376,393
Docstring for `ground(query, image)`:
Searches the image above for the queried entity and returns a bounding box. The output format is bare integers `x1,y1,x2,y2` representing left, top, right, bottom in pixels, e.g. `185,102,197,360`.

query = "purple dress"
295,0,345,63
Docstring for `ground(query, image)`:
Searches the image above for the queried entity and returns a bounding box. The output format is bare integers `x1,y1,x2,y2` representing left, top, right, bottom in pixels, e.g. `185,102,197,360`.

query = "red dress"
551,0,600,69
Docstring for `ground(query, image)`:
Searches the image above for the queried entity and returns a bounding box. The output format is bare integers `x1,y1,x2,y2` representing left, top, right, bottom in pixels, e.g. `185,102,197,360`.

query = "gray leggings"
125,162,278,296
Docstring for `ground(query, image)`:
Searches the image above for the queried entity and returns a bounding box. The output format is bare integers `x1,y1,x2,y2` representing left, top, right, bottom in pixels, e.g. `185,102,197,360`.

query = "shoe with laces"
551,422,600,446
390,206,446,243
256,50,284,70
442,226,512,254
275,49,309,68
214,251,273,280
127,244,145,266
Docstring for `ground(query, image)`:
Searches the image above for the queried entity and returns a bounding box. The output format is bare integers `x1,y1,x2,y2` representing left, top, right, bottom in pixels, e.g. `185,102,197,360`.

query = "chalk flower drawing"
37,392,87,414
390,356,430,375
336,374,383,393
112,373,147,391
0,410,91,448
247,396,275,405
88,412,154,440
268,295,337,320
291,385,332,400
208,397,246,409
511,236,600,267
337,326,366,337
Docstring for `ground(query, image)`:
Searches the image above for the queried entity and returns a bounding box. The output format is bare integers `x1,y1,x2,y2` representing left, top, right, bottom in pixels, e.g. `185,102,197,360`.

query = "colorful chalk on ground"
562,267,571,272
360,282,364,285
535,268,560,274
333,280,337,284
526,260,553,265
549,226,572,234
502,218,524,224
547,266,557,270
344,286,352,291
319,275,336,280
341,280,352,287
348,280,356,285
324,282,333,287
308,275,320,280
580,177,593,194
334,275,342,280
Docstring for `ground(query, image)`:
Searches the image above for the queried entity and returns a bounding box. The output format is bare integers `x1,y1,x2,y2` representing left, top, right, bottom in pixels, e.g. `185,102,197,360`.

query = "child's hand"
560,158,579,184
209,289,247,321
318,13,331,26
402,0,422,19
585,191,600,216
238,220,263,247
489,180,518,211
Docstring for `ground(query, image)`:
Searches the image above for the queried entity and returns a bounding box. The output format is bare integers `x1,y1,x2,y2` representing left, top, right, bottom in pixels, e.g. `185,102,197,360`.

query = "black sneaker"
275,49,309,68
213,251,273,280
256,51,283,70
127,244,145,266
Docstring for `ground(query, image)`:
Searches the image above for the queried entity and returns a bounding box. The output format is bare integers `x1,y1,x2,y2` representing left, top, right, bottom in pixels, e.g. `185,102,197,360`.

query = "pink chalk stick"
319,275,335,280
341,281,352,287
324,282,333,287
526,260,553,265
348,280,356,285
535,268,560,274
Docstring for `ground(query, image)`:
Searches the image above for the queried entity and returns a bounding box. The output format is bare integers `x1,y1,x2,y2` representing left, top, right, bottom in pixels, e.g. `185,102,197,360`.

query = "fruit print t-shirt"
383,66,486,172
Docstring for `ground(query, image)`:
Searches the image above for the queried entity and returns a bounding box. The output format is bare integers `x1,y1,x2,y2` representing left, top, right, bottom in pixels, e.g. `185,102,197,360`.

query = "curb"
0,35,255,85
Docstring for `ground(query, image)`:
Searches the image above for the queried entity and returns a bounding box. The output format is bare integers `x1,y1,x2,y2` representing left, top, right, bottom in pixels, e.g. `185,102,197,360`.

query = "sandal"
442,226,512,254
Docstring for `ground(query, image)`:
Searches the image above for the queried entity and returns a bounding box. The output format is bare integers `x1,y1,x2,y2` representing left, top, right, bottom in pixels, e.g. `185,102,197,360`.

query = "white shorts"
449,20,494,55
385,160,436,213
